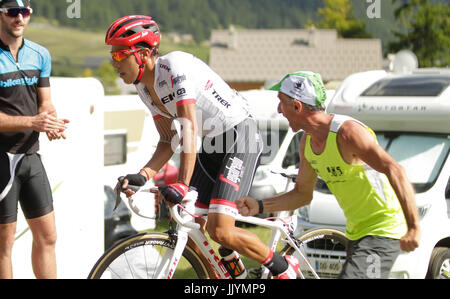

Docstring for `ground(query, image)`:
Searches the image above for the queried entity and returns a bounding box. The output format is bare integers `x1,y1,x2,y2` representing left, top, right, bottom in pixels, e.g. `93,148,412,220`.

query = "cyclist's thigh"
0,153,21,224
18,154,54,220
339,235,401,279
209,152,261,217
190,150,223,208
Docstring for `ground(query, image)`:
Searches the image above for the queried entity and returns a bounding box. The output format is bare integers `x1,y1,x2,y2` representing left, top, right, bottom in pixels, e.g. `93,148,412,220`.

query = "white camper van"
13,77,105,278
295,70,450,279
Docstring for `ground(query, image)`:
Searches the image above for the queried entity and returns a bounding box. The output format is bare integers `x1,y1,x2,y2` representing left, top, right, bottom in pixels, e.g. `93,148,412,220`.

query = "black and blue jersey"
0,38,51,154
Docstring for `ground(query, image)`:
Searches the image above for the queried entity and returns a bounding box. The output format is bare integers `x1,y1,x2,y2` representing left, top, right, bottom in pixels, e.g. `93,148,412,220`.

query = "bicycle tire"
281,227,348,279
88,232,211,279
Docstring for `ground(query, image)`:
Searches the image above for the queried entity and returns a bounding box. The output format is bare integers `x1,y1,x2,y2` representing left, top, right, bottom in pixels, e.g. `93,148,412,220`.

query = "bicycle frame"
136,188,319,279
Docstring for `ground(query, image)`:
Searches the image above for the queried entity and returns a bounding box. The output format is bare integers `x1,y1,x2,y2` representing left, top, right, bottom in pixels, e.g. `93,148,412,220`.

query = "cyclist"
0,0,68,278
106,15,299,278
237,71,421,278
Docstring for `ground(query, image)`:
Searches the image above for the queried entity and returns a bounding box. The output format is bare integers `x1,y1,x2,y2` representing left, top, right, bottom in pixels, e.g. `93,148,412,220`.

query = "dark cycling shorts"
0,153,53,224
190,118,263,218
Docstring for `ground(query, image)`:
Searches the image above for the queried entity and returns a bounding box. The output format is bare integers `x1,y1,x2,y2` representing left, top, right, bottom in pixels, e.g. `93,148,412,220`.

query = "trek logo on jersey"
212,90,231,109
160,64,171,72
0,76,39,88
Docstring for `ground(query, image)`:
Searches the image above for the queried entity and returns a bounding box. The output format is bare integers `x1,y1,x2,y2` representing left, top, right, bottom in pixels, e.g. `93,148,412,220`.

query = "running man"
237,71,421,278
106,15,299,278
0,0,68,278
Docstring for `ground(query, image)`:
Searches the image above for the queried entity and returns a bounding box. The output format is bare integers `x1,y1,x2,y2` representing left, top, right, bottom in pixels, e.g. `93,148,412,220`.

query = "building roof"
209,28,383,83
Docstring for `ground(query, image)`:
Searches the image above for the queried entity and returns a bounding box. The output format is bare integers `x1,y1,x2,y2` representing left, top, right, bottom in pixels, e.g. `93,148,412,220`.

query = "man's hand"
115,173,148,198
236,196,259,216
400,227,421,252
32,110,68,134
45,119,70,141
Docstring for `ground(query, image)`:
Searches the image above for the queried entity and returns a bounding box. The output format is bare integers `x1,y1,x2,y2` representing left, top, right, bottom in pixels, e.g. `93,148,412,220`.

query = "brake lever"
114,176,141,211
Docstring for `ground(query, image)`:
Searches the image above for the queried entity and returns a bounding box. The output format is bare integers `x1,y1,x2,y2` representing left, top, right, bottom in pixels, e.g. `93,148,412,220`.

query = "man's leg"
0,222,17,278
206,211,297,278
206,212,270,263
27,211,57,279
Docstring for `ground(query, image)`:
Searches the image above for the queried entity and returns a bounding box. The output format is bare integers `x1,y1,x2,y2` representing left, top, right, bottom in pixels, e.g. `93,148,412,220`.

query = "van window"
259,128,288,165
377,132,450,193
361,75,450,97
282,131,304,168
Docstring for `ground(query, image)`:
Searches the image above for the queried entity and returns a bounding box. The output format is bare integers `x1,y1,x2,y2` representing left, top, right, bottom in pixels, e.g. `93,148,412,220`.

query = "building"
209,27,383,90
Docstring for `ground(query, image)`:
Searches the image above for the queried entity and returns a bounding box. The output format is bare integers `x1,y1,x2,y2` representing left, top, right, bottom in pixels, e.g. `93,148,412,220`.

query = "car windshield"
377,132,450,193
361,75,450,97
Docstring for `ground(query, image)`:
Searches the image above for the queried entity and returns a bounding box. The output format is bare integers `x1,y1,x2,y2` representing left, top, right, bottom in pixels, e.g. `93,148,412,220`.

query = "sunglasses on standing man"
0,7,32,18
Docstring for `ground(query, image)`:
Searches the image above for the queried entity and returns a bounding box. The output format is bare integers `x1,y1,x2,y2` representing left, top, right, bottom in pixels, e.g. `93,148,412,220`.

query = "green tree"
98,61,119,95
389,0,450,67
317,0,371,38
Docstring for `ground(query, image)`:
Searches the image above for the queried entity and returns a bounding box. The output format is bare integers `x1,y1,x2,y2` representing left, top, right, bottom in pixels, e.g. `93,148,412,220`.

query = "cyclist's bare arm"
139,116,178,180
175,102,198,186
237,134,317,216
338,121,420,251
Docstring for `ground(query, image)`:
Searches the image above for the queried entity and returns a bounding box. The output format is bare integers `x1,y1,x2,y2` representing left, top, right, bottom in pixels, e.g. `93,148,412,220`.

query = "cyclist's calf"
206,213,236,249
206,213,270,264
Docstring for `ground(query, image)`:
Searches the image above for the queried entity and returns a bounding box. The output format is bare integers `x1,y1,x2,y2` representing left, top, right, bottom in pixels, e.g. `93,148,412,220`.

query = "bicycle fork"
153,228,189,279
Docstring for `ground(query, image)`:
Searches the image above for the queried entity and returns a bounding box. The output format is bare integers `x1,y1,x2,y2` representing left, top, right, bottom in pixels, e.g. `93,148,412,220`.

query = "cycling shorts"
190,118,263,218
0,153,53,224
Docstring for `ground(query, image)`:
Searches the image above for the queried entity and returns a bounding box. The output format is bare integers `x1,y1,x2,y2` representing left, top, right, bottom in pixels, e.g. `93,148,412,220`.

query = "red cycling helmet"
106,15,161,84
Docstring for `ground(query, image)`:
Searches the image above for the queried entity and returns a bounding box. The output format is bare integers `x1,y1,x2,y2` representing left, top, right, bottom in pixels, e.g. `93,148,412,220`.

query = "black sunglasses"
0,7,33,18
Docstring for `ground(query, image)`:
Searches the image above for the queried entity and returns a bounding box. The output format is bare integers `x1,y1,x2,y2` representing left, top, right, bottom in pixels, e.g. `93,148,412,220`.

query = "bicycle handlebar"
114,176,146,211
270,170,297,183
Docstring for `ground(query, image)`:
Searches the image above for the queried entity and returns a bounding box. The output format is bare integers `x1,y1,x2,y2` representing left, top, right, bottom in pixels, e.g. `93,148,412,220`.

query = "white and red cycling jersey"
136,51,250,137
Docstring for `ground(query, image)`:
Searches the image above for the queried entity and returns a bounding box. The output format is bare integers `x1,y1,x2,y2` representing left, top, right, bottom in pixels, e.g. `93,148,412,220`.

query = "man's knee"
0,223,17,255
207,224,234,247
33,230,57,248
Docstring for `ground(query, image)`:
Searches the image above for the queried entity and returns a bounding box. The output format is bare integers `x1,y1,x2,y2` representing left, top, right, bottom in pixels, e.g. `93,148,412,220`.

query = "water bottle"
218,246,247,279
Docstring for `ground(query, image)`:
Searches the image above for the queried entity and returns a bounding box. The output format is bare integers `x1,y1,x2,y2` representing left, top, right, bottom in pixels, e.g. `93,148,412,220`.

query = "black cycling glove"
123,173,147,187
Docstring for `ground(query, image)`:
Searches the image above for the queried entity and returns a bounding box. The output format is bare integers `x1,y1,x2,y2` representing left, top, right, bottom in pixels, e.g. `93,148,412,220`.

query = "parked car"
294,69,450,279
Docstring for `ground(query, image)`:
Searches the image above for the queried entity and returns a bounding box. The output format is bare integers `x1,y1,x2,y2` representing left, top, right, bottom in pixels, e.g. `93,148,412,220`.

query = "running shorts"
0,153,54,224
190,118,263,218
338,235,402,279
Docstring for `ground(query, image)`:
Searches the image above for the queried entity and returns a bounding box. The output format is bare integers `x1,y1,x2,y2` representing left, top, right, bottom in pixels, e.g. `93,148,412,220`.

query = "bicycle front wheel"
88,232,211,279
282,228,348,279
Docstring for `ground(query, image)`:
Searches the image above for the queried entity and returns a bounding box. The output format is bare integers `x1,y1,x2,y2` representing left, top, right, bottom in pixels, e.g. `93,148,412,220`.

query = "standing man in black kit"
0,0,69,278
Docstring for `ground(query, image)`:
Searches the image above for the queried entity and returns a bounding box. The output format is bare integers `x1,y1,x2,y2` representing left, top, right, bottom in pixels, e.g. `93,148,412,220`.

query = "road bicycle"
88,173,348,279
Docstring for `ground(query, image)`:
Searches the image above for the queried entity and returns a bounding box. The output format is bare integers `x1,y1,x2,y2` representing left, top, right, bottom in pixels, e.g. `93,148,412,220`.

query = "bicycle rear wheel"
282,228,348,279
88,232,211,279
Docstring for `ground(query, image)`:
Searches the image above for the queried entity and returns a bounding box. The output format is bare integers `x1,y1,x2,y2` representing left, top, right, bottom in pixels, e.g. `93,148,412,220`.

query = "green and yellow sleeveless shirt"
304,115,407,241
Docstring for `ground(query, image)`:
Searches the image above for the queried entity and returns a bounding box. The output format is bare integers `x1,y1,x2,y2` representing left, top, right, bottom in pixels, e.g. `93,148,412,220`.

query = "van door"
446,177,450,218
282,131,303,169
